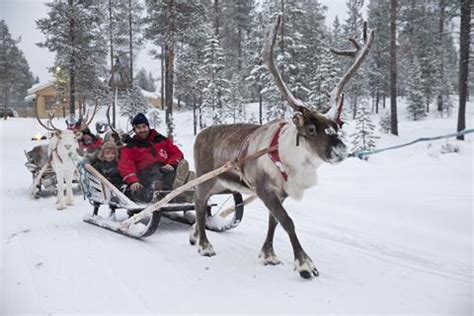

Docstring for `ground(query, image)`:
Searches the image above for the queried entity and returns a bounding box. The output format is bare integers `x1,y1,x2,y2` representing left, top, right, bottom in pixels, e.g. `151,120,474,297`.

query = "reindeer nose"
329,144,348,163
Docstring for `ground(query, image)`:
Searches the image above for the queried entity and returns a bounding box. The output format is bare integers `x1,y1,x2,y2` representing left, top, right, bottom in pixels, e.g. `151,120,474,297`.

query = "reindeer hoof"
258,251,282,266
56,205,66,210
198,244,216,257
294,257,319,279
299,268,319,279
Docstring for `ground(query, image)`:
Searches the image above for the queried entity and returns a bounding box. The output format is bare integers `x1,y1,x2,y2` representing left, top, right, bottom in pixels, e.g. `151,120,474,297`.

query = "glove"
161,164,175,173
130,182,143,192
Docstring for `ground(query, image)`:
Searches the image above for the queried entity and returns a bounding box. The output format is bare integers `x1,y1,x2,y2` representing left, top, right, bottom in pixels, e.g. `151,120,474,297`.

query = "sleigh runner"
81,163,245,238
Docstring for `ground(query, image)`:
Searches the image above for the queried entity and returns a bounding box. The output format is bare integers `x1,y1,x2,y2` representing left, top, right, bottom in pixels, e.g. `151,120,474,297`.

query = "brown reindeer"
190,14,374,279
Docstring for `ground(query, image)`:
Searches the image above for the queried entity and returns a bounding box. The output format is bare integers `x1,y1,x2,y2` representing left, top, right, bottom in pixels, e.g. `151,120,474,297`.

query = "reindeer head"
263,14,374,164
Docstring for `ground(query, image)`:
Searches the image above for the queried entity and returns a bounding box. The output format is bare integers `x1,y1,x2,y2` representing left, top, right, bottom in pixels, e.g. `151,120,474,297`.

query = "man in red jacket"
118,113,184,202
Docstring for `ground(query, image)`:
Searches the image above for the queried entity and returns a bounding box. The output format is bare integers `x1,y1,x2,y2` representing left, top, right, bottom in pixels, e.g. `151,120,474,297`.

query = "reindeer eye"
307,125,317,136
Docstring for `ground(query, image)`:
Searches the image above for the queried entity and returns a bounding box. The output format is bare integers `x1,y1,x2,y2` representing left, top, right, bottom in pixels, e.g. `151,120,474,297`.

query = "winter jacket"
92,160,122,189
78,137,104,161
118,129,184,185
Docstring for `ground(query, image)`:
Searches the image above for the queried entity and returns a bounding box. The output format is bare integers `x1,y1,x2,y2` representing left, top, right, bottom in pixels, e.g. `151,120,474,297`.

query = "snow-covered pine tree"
351,100,378,156
104,0,144,81
198,33,230,126
405,57,426,121
229,73,246,123
0,20,35,112
367,0,390,113
398,0,452,113
308,48,340,112
37,0,108,114
221,0,255,77
341,0,368,119
249,1,309,122
379,111,391,134
136,68,156,92
119,85,152,122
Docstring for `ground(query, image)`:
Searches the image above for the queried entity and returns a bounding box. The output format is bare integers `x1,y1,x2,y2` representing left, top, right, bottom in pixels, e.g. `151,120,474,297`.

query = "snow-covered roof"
27,81,54,95
140,89,160,99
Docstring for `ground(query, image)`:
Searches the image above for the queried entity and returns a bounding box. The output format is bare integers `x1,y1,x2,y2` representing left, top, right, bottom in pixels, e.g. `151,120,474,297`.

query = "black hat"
131,113,149,127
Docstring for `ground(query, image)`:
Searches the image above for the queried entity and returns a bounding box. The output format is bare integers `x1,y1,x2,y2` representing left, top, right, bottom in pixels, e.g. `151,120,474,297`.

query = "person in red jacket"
118,113,184,202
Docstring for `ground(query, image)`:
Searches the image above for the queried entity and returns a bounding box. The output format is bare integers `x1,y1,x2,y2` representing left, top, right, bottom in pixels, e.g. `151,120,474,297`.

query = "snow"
1,101,473,314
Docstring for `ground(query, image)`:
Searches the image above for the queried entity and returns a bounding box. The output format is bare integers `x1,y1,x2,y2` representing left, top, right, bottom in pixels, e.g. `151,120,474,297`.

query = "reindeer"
190,15,374,279
34,100,96,210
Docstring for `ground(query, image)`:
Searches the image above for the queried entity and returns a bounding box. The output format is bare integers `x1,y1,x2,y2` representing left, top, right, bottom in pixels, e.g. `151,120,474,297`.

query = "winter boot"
173,159,190,189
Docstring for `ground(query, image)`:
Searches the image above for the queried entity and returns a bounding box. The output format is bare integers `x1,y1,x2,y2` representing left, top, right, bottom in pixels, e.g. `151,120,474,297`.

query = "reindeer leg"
258,213,282,265
192,181,217,256
257,189,319,279
65,172,74,206
56,173,66,210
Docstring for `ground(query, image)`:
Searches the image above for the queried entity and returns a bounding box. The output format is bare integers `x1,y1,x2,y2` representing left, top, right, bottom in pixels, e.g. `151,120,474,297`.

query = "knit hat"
98,141,118,161
131,113,149,127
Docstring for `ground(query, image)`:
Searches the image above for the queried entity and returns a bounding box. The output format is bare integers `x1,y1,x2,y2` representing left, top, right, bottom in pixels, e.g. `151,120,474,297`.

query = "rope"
349,128,474,159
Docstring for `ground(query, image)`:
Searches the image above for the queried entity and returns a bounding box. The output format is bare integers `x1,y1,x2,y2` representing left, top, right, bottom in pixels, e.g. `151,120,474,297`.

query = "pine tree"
351,100,377,155
367,0,390,113
136,68,156,92
0,20,35,113
198,33,230,126
341,0,368,119
37,0,108,115
406,58,426,121
105,0,145,82
308,48,340,111
229,73,246,123
119,85,152,122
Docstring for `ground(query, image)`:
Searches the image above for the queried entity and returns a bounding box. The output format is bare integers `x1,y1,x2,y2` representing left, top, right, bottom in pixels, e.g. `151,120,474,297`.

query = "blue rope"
349,128,474,159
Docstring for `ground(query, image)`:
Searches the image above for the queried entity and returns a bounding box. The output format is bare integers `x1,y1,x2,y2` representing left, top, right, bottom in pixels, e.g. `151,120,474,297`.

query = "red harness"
268,122,288,181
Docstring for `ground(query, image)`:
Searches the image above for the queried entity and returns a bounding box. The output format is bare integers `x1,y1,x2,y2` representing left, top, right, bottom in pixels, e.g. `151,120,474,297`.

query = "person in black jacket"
92,141,122,189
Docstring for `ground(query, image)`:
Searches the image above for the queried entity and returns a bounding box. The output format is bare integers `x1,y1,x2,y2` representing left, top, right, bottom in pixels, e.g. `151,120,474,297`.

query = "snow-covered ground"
1,102,472,314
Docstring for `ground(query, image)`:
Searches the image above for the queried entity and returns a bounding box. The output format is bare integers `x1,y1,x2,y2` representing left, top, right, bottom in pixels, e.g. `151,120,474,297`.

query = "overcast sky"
1,0,359,84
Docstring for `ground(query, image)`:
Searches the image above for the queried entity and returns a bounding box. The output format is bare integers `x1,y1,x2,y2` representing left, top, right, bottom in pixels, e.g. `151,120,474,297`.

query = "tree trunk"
165,0,175,139
128,0,133,84
214,0,219,37
259,89,263,125
161,44,165,110
108,0,116,127
375,91,379,114
68,0,76,117
193,94,197,135
390,0,398,136
437,0,446,114
2,27,8,120
457,0,471,140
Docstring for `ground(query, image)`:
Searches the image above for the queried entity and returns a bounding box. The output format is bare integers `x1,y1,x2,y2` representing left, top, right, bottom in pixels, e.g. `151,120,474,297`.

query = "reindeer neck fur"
48,130,78,167
242,120,323,201
277,122,324,200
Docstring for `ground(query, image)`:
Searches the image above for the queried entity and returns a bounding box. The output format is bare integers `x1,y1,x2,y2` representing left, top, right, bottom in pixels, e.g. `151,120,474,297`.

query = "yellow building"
24,81,72,118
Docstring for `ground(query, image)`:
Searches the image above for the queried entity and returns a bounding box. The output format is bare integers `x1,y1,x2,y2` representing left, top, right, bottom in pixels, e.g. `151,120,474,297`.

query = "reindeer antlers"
262,14,304,112
34,97,61,132
326,22,375,121
80,99,98,130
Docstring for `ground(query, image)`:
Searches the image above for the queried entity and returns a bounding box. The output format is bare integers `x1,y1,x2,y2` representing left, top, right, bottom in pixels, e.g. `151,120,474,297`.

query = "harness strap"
268,122,288,181
234,133,256,190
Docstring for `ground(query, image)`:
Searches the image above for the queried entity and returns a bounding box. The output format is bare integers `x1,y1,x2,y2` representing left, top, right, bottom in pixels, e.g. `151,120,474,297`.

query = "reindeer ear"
292,112,305,128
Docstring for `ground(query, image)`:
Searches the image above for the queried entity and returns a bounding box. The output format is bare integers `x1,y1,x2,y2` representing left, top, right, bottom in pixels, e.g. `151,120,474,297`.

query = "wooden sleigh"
81,163,247,238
